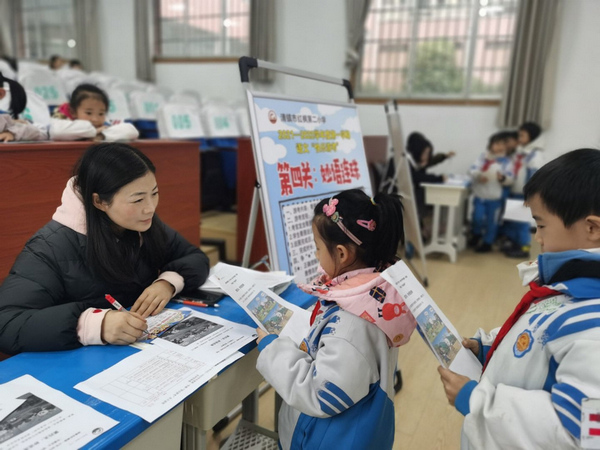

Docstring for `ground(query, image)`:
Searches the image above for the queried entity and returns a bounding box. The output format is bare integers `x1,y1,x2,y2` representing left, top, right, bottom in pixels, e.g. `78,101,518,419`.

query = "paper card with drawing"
381,260,482,380
0,375,117,449
138,308,191,341
211,264,311,346
150,309,257,365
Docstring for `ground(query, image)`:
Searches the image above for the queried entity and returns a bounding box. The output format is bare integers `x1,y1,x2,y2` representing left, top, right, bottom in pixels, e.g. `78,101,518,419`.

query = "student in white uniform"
49,83,138,142
439,148,600,449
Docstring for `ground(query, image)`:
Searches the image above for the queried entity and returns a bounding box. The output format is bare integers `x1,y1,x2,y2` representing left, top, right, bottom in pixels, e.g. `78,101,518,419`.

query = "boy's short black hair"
487,132,506,149
524,148,600,226
519,122,542,142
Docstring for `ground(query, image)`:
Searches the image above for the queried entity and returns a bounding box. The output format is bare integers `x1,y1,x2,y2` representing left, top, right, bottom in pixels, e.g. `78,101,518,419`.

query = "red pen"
171,299,211,308
105,294,125,311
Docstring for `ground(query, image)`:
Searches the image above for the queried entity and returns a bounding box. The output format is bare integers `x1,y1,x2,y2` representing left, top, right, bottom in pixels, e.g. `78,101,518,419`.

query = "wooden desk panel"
0,140,200,281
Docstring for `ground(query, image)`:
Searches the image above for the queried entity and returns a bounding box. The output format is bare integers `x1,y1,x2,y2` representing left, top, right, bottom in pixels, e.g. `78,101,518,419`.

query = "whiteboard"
246,90,372,284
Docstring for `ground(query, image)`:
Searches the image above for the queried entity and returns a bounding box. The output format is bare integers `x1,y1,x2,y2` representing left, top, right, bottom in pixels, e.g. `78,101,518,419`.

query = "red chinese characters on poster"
277,159,360,197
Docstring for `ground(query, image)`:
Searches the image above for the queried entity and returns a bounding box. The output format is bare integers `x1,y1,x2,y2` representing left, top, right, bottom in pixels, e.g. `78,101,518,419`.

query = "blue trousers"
472,197,503,245
503,221,532,247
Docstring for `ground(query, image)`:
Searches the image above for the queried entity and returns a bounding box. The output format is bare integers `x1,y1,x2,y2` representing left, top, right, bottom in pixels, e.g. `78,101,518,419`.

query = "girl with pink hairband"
255,188,416,450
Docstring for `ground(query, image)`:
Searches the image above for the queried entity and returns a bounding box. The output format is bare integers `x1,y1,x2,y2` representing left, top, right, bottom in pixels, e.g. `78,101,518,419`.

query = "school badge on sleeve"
513,329,534,358
581,398,600,449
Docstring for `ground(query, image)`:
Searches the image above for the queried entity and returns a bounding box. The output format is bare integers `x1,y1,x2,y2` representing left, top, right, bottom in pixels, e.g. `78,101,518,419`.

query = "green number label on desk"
171,114,192,130
214,116,230,130
143,102,159,114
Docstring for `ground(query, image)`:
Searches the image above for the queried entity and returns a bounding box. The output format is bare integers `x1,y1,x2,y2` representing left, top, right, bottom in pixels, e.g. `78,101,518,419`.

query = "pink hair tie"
357,219,376,231
322,198,338,217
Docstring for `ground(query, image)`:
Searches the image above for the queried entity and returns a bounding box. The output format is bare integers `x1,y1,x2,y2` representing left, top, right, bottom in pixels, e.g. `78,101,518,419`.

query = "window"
157,0,250,58
19,0,77,60
357,0,519,98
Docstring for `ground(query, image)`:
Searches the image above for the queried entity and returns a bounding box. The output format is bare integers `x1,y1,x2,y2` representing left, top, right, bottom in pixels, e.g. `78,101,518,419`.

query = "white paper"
75,346,244,423
212,265,310,345
503,198,536,225
382,261,482,380
150,309,257,365
200,262,295,295
0,375,117,449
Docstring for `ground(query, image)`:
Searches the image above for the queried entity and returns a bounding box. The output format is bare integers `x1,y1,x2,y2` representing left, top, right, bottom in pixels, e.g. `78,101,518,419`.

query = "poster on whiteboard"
246,91,371,285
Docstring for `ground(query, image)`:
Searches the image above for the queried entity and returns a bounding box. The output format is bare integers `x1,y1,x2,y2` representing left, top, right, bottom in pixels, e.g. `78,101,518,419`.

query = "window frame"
355,0,519,103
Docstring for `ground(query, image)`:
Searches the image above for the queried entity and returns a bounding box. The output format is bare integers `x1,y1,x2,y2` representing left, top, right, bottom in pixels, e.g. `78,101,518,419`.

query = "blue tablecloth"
0,284,316,448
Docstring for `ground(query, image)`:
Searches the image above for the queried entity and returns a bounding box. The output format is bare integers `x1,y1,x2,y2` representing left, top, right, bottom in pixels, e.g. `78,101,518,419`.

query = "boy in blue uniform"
439,148,600,449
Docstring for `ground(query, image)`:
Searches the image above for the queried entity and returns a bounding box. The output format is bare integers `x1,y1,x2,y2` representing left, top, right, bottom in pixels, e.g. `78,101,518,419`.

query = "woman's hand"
438,366,471,406
256,327,268,344
130,280,174,318
101,310,147,345
462,338,480,356
0,131,15,142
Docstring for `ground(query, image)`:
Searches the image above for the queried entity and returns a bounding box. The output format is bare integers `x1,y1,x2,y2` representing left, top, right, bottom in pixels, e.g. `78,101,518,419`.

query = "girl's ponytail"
0,72,27,118
371,191,405,267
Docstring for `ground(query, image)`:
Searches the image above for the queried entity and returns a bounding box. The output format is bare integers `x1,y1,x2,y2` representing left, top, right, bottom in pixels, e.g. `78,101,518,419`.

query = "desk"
0,284,316,449
421,183,468,263
0,140,200,282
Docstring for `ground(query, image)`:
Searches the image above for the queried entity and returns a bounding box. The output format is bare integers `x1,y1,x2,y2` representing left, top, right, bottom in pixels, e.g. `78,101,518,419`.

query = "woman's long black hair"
313,189,404,271
0,72,27,118
73,143,167,283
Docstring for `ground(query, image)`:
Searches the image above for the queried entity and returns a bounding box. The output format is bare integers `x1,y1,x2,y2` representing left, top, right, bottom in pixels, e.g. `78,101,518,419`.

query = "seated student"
406,132,456,239
69,59,83,70
50,83,138,141
0,142,210,354
438,148,600,449
49,54,66,71
0,72,47,142
467,133,513,252
503,121,544,258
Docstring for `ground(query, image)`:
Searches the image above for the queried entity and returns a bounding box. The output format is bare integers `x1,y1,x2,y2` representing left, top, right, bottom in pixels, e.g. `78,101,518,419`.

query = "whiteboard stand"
384,101,429,287
239,56,356,272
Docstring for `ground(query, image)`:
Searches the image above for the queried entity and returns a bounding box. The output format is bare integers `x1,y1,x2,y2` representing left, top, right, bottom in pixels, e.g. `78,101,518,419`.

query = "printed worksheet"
0,375,117,449
75,347,243,423
382,260,482,380
139,308,190,341
212,264,311,345
150,309,257,365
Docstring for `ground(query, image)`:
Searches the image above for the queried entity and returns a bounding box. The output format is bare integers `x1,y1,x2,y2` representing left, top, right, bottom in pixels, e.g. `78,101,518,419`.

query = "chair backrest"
169,93,199,107
106,88,132,122
128,91,166,120
157,103,206,139
147,85,174,100
20,90,52,125
201,101,241,137
18,71,67,107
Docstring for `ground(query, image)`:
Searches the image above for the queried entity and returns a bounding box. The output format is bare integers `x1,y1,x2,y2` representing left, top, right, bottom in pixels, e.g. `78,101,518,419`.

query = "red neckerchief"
482,281,560,372
481,158,494,172
513,153,525,177
309,301,321,326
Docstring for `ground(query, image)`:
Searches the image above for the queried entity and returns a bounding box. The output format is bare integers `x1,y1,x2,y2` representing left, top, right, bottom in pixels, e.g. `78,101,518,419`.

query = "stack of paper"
200,262,295,295
75,310,257,422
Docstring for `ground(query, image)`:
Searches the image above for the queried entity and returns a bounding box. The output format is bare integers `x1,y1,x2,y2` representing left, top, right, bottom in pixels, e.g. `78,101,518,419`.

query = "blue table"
0,284,316,449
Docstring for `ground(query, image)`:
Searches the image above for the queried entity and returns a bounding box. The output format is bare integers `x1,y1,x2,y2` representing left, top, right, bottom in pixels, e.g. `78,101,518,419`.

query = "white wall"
97,0,137,82
542,0,600,163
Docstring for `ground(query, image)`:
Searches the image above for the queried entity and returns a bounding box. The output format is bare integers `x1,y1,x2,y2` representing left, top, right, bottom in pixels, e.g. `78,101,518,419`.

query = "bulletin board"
246,91,371,284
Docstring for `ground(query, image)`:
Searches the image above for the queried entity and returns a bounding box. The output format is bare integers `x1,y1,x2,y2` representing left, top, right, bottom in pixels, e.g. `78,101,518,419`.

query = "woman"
0,143,209,354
